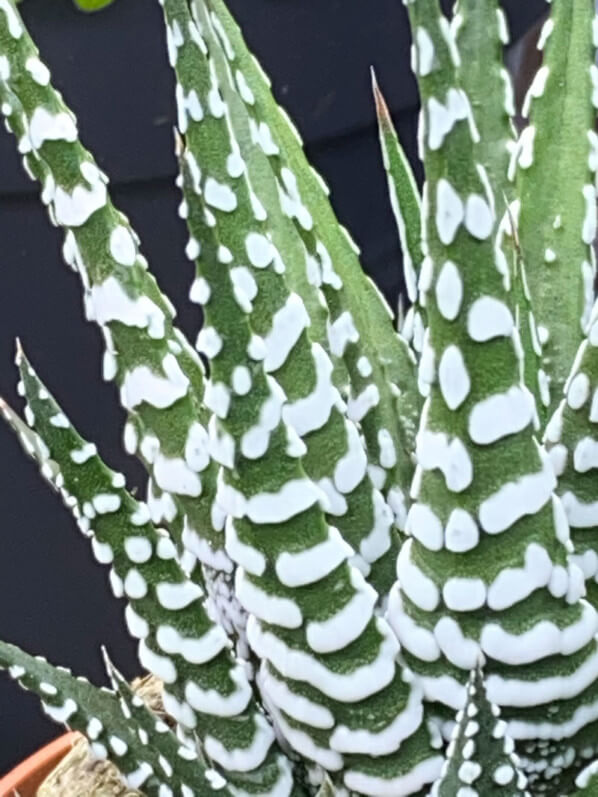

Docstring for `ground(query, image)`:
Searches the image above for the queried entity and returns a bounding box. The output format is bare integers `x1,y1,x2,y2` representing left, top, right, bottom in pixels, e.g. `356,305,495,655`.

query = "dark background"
0,0,546,773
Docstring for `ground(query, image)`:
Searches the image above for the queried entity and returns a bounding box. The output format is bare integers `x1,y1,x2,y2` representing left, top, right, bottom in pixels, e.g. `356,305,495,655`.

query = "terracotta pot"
0,732,80,797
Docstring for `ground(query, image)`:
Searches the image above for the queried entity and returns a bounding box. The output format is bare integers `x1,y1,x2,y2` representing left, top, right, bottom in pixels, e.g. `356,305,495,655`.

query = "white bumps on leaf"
438,345,470,410
435,260,463,321
436,179,464,245
464,194,494,240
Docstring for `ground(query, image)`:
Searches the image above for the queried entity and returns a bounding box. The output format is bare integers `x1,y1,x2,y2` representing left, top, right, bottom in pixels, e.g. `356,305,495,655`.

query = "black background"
0,0,546,773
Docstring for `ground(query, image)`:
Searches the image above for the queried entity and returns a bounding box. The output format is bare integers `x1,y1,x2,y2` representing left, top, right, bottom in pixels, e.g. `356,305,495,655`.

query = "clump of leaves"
0,0,598,795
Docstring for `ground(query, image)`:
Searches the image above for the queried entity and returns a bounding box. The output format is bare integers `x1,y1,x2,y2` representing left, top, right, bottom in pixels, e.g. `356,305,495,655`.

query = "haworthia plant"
200,0,422,514
1,0,598,794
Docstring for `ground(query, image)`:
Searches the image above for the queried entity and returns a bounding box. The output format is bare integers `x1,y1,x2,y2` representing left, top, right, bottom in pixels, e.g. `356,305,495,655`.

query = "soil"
36,675,165,797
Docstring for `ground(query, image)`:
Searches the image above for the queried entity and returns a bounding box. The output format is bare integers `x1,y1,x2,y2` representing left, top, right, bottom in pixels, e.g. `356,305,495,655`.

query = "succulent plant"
0,0,597,794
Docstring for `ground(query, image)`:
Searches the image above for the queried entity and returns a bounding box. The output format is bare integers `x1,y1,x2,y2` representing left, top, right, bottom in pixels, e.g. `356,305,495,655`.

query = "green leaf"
401,1,598,788
515,1,597,419
451,0,548,418
434,664,528,796
202,0,420,504
0,640,167,795
0,638,232,795
73,0,116,11
371,68,422,311
544,299,598,611
452,0,515,208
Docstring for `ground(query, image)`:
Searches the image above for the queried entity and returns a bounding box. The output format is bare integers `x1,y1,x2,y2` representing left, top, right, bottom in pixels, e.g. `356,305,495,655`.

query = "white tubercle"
0,0,24,38
185,664,252,717
436,178,464,245
52,173,108,227
230,266,258,313
467,296,514,342
204,381,231,420
232,366,252,396
387,584,440,662
109,226,137,266
70,442,97,464
225,517,266,576
266,703,342,772
486,542,553,611
445,508,479,553
344,756,443,797
89,276,165,339
261,663,334,729
155,580,202,611
479,447,555,534
235,567,302,629
156,624,228,666
121,354,189,411
27,107,77,150
397,539,440,611
334,420,368,495
468,385,533,445
196,327,223,359
582,184,597,245
416,429,473,493
443,577,486,611
306,569,377,654
488,651,598,709
275,526,352,587
330,684,423,756
245,232,274,268
434,616,480,670
481,601,598,666
317,477,347,516
328,311,359,357
204,712,274,773
568,372,591,410
438,345,470,410
435,260,463,321
283,343,340,437
189,276,210,305
464,193,494,241
263,294,310,372
347,384,380,424
153,453,202,497
406,503,443,551
138,639,177,684
574,437,598,474
357,489,392,566
427,89,469,152
248,615,398,702
218,476,323,525
561,491,598,529
241,377,285,460
415,27,435,76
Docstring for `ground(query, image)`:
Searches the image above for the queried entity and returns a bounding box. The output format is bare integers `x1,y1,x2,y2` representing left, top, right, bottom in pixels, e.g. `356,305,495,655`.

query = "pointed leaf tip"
371,70,393,129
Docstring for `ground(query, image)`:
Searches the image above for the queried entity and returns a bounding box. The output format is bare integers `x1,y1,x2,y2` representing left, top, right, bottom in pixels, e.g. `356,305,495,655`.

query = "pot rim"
0,731,80,797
